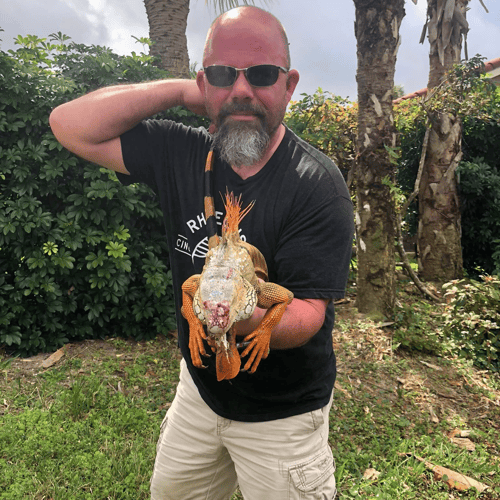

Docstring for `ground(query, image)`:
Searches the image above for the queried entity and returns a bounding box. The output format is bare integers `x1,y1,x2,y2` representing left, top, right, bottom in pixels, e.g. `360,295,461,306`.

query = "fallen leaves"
399,453,489,493
428,404,440,423
419,360,443,371
41,345,66,369
334,380,351,399
448,428,476,451
449,436,476,451
362,468,381,481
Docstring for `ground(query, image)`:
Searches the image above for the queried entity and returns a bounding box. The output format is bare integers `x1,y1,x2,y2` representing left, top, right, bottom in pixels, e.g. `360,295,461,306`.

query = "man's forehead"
204,15,286,65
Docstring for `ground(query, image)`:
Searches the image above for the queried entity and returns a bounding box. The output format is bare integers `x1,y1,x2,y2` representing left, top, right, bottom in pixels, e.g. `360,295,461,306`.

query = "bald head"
203,6,291,69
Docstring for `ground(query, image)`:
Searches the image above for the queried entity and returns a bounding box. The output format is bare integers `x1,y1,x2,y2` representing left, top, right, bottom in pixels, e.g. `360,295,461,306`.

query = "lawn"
1,291,499,499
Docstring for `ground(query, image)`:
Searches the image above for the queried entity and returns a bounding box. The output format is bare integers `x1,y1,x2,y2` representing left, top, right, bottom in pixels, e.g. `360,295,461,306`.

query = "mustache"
217,102,266,122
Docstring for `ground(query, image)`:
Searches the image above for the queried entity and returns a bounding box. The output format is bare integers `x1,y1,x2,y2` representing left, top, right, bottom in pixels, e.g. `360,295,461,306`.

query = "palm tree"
414,0,471,281
353,0,406,317
143,0,267,78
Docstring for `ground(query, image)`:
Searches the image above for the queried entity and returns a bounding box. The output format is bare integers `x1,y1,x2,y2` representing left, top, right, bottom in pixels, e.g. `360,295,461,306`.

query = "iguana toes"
181,152,293,381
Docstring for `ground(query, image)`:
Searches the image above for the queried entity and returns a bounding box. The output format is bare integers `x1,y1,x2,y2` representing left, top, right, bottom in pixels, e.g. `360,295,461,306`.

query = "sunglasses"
203,64,289,88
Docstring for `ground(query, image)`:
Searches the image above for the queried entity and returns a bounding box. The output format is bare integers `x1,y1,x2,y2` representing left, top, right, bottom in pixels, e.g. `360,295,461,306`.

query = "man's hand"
182,78,207,116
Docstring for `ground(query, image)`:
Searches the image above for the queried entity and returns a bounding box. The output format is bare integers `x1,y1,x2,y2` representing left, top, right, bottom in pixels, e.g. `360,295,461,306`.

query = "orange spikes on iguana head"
221,190,254,238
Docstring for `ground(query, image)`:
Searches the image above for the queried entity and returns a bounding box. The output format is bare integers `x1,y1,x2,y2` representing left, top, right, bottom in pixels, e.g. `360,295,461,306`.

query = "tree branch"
401,122,430,215
395,214,442,302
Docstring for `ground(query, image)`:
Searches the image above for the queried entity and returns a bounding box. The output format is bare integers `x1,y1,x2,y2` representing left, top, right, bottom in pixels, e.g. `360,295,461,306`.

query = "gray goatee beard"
211,103,271,168
213,123,270,168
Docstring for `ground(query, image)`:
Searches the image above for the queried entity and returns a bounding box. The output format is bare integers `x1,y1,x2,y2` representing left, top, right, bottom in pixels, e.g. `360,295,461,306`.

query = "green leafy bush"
443,276,500,371
0,34,206,355
457,158,500,276
393,82,500,276
392,299,447,355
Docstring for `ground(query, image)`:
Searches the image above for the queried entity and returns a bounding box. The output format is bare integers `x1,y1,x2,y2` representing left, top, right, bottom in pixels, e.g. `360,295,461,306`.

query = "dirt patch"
332,300,500,455
0,335,176,379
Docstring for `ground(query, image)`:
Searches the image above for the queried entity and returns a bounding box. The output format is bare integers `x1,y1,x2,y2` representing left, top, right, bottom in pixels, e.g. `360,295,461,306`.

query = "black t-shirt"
118,121,354,422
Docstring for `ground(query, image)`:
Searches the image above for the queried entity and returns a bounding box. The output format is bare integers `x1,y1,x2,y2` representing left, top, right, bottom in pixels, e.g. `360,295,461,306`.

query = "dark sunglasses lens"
247,65,280,86
205,66,236,87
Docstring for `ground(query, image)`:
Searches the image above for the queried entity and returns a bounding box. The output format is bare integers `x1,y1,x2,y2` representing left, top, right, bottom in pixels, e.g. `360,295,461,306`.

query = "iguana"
181,150,294,381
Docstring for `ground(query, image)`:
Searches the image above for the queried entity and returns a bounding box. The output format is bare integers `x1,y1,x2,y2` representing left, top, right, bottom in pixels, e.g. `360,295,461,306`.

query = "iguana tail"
204,149,219,250
204,150,254,243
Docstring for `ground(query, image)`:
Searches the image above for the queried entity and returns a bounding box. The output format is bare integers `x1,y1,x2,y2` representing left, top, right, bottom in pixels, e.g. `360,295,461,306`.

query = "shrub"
443,275,500,371
392,299,447,356
457,158,500,276
0,34,206,355
393,83,500,276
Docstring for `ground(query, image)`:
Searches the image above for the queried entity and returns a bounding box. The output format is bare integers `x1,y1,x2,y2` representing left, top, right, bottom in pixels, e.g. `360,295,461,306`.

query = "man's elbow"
49,106,73,150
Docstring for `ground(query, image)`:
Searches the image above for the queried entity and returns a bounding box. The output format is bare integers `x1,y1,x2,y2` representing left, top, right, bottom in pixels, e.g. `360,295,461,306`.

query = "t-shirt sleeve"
117,120,168,190
117,119,210,191
273,169,354,300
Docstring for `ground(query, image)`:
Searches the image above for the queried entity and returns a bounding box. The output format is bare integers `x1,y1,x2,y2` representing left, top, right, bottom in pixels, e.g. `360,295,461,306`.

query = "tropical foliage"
0,34,205,355
443,275,500,371
285,64,500,279
1,33,499,357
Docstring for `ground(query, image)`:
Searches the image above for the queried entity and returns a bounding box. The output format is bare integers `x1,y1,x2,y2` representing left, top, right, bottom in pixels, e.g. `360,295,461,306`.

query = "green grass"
1,296,500,499
330,377,499,499
0,337,180,500
331,291,500,499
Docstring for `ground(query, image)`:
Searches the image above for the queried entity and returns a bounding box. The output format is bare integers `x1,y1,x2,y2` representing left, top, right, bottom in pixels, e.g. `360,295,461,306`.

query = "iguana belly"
194,264,257,335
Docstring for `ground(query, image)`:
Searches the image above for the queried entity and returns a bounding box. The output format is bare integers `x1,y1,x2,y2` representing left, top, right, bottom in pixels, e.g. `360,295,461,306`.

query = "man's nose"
230,70,254,99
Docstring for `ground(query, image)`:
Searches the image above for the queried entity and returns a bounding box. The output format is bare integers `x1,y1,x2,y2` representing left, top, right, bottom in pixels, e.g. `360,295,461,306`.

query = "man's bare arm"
49,79,206,174
235,298,330,350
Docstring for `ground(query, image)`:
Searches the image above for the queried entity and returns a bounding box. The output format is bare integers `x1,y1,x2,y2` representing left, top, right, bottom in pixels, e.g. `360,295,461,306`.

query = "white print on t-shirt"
185,210,223,234
175,210,247,263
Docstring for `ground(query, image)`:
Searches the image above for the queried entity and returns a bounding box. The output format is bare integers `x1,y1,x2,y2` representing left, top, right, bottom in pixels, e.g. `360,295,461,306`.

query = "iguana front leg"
241,282,293,373
181,275,208,369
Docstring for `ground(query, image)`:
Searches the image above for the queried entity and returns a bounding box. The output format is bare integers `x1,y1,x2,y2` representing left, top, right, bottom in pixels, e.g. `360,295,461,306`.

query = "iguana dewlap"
181,188,293,381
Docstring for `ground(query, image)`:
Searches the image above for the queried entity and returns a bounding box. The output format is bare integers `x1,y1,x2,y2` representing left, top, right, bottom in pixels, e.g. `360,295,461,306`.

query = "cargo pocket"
285,446,336,499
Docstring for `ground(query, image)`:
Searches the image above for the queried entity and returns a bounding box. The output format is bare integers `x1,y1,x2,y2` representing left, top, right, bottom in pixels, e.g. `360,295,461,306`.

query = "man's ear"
285,69,300,102
196,70,216,133
196,70,205,94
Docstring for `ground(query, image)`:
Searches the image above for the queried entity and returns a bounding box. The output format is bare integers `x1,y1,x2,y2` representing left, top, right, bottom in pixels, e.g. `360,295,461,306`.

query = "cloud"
1,0,148,55
2,0,499,100
1,0,103,47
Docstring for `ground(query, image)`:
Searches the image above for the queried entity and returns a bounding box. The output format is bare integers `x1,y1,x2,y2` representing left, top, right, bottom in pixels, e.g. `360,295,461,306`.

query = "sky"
2,0,499,102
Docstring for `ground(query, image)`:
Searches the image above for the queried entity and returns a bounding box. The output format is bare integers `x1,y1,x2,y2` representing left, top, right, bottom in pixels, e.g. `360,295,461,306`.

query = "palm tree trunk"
354,0,405,317
418,0,467,281
418,111,463,280
144,0,191,78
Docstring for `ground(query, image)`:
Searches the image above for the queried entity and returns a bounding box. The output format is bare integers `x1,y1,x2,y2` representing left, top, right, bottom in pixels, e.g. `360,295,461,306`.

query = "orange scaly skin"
181,190,293,381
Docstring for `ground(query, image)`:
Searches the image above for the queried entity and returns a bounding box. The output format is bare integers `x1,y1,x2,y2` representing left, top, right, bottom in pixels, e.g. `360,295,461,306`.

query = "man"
50,6,353,499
